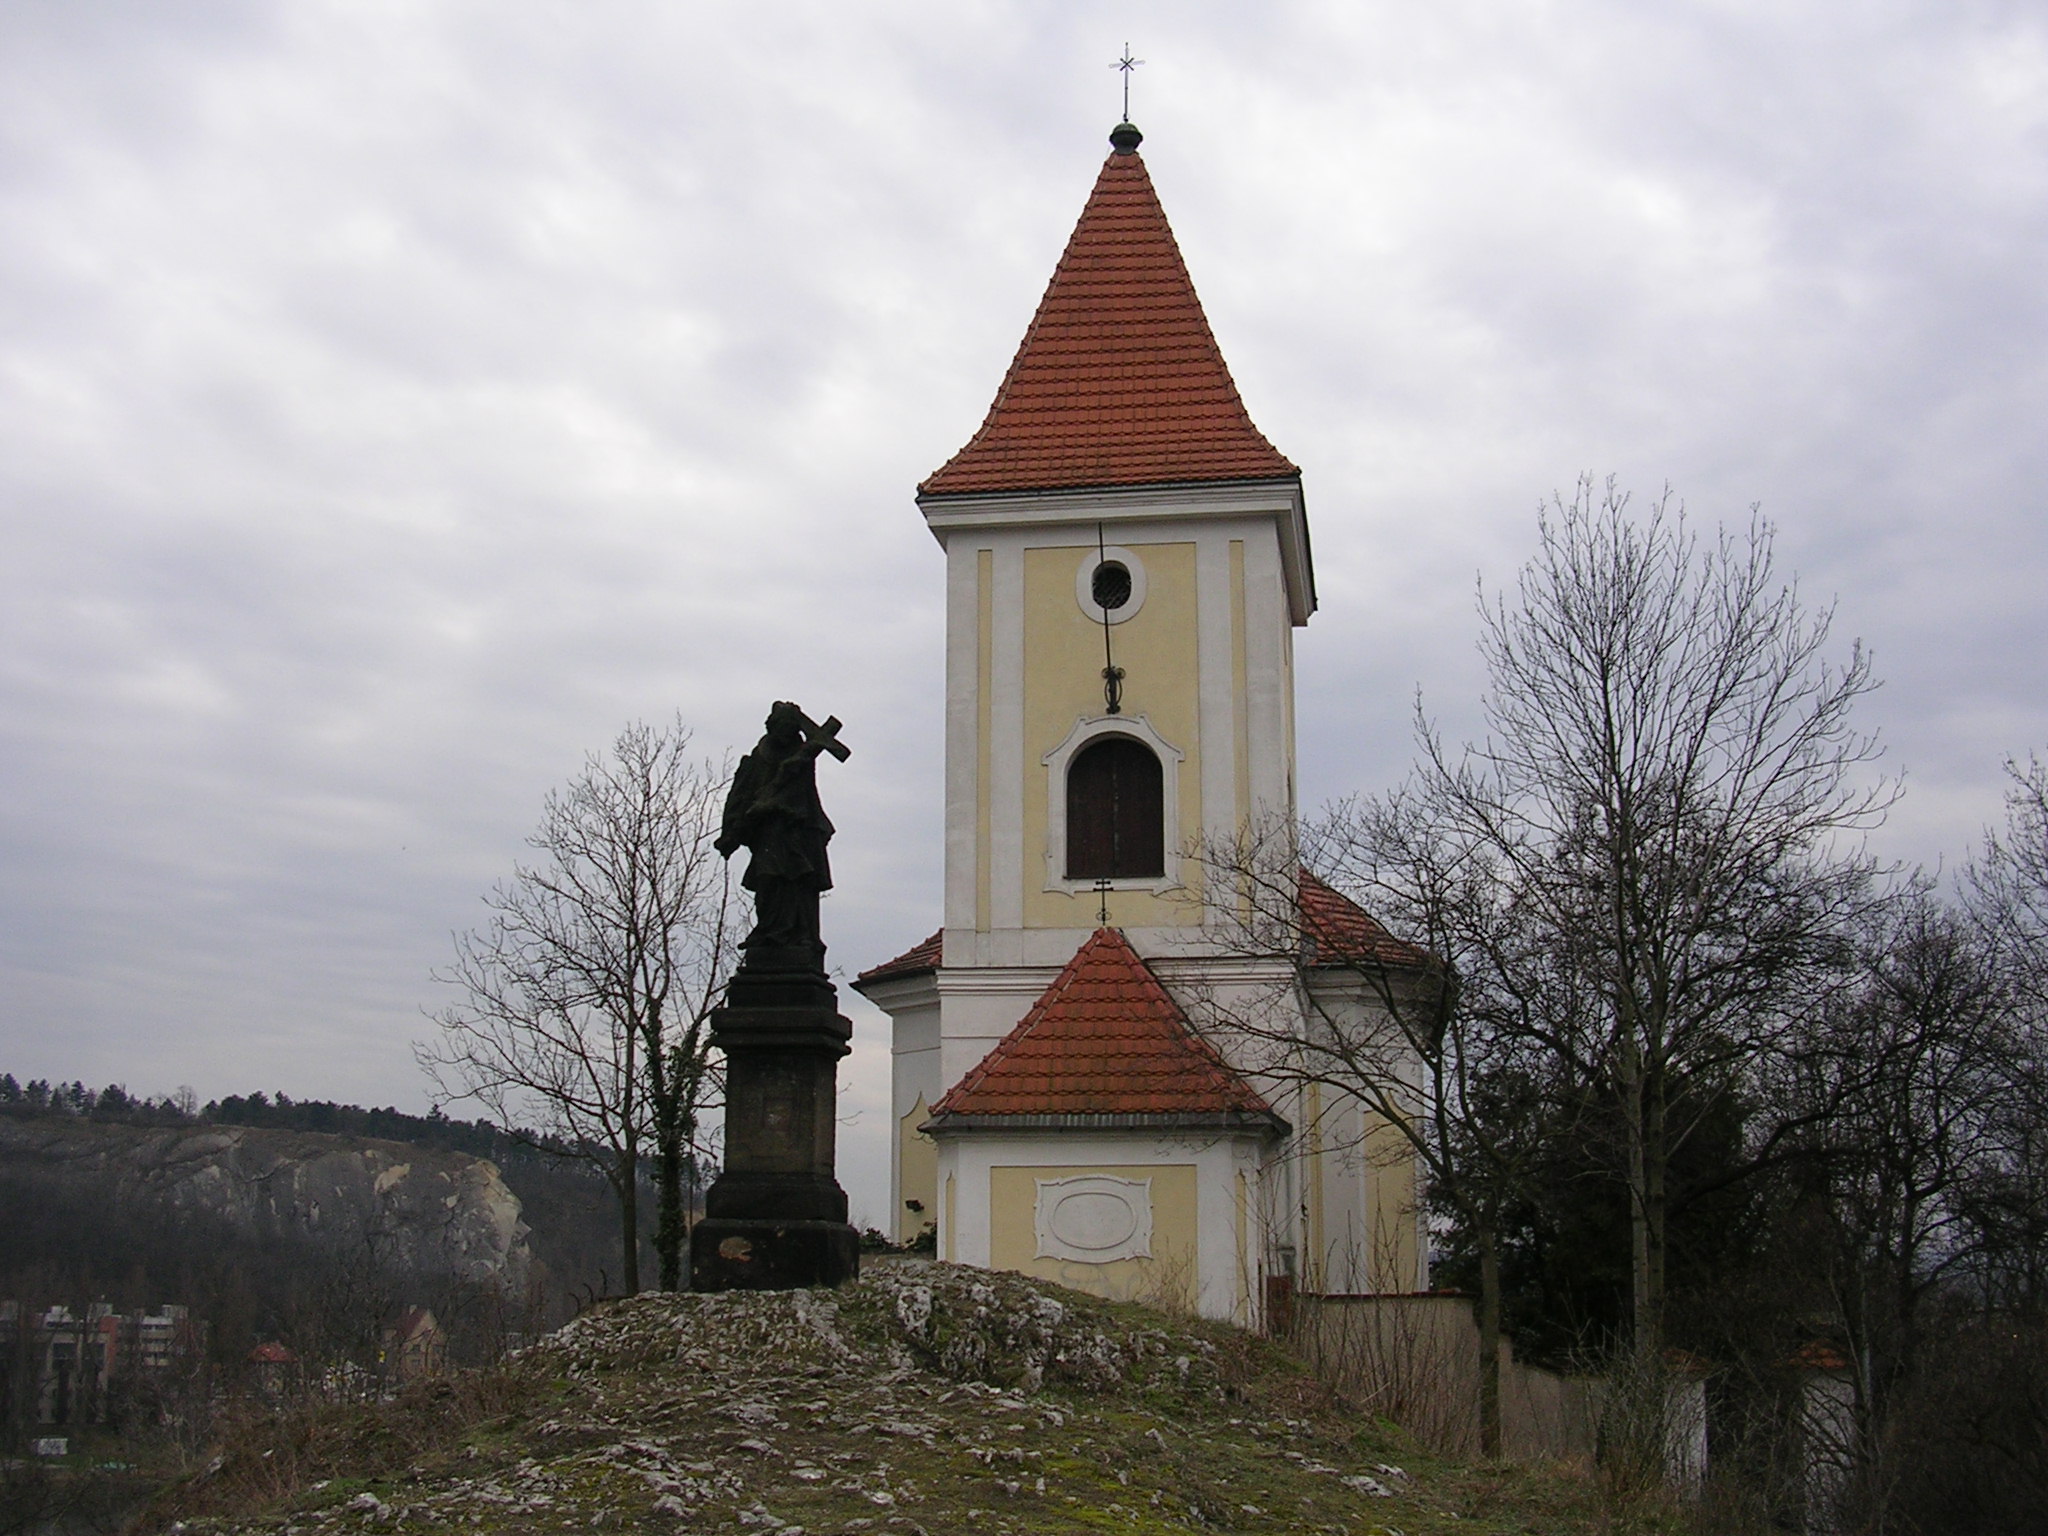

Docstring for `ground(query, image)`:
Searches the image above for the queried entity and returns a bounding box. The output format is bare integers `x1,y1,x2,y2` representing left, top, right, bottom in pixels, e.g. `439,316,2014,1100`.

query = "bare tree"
1961,753,2048,1312
419,719,737,1294
1969,754,2048,1007
1416,478,1894,1359
1190,806,1571,1457
1771,893,2024,1512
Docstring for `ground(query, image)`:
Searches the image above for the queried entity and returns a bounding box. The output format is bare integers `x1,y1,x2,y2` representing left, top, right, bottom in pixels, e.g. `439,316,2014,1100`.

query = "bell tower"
857,121,1318,1267
920,119,1314,968
860,122,1428,1316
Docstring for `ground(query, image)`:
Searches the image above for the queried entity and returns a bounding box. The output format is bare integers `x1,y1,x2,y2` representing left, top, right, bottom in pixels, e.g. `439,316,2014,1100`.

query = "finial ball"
1109,121,1143,154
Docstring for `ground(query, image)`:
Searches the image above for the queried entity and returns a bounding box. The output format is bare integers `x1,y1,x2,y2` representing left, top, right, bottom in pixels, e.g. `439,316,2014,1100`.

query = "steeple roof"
928,927,1278,1124
920,127,1297,499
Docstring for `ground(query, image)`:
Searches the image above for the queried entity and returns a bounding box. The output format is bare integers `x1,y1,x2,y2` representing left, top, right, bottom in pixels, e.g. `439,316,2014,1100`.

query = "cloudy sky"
3,0,2044,1227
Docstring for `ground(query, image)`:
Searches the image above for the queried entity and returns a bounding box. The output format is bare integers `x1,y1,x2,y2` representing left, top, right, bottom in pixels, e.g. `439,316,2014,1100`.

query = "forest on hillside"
0,1079,661,1443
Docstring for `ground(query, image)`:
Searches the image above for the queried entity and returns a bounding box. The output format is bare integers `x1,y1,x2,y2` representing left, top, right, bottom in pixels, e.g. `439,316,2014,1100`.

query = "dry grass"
137,1370,535,1531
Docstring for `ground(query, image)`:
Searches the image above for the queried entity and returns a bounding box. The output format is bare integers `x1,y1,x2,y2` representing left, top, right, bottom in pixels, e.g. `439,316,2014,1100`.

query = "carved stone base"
690,1217,859,1292
690,953,859,1293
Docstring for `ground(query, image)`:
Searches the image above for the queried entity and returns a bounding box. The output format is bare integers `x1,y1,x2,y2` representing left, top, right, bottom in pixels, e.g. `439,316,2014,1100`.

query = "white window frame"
1041,713,1184,895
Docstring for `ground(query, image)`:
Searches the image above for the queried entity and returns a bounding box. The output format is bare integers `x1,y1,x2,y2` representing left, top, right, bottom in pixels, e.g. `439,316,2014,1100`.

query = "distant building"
248,1340,298,1396
33,1305,114,1425
0,1300,205,1425
382,1307,447,1385
133,1304,197,1373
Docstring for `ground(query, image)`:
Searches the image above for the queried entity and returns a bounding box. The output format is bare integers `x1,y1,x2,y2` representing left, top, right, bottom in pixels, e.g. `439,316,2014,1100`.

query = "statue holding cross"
717,701,850,961
695,699,861,1290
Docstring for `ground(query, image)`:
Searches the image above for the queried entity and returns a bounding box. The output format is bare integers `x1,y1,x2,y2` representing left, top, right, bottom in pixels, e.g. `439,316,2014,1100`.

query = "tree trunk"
652,1043,705,1291
655,1115,683,1291
1643,1068,1667,1359
1477,1222,1504,1460
620,1026,641,1294
617,1151,641,1295
1621,1041,1658,1361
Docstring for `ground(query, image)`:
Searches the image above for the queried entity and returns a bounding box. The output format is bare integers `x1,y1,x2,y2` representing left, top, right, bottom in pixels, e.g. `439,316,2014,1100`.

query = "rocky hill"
0,1114,530,1289
147,1262,1610,1536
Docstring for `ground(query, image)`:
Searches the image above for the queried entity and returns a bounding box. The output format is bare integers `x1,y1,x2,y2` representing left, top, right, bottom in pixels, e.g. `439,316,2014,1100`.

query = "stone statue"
694,700,860,1292
716,701,849,961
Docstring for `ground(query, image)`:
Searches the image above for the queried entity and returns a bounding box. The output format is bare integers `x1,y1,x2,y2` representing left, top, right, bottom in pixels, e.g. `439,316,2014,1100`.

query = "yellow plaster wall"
1365,1112,1421,1291
1303,1081,1327,1293
897,1096,938,1244
975,550,993,932
988,1163,1201,1309
1019,542,1202,928
1229,539,1250,831
1234,1168,1253,1328
1281,607,1296,812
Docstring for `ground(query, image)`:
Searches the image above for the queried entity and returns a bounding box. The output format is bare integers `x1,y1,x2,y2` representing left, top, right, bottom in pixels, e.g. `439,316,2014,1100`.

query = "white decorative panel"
1034,1175,1153,1263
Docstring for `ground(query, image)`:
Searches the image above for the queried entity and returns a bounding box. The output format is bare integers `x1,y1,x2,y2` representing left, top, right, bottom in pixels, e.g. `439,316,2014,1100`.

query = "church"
855,119,1430,1328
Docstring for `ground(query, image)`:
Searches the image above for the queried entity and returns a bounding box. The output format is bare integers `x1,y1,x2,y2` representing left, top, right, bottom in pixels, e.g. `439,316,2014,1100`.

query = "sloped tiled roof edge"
928,927,1277,1123
1299,870,1436,970
853,873,1431,991
853,929,942,989
924,1110,1286,1135
920,136,1296,499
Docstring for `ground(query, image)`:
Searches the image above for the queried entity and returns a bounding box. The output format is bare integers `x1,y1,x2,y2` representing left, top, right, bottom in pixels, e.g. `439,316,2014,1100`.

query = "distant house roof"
927,927,1281,1130
853,929,943,989
248,1341,295,1364
919,128,1297,499
1788,1342,1852,1373
1298,870,1434,970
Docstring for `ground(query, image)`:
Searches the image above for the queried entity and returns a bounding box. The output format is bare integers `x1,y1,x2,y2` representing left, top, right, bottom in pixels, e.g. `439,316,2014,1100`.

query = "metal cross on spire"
1112,44,1144,121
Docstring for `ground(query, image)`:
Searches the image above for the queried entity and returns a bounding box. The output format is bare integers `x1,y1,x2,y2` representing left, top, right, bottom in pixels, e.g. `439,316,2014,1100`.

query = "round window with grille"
1090,560,1132,612
1074,546,1147,623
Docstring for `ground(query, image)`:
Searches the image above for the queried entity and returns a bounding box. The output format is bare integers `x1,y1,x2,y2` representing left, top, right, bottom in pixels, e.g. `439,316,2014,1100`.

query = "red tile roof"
853,874,1428,992
1299,870,1434,969
854,929,942,988
928,927,1274,1121
1787,1342,1852,1373
920,136,1297,498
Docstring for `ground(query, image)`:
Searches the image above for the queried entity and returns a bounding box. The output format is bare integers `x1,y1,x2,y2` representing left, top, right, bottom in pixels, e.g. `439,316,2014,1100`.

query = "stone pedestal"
690,945,860,1291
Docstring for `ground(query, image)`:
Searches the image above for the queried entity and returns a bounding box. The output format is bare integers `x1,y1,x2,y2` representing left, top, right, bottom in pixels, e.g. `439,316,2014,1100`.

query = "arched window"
1065,736,1164,880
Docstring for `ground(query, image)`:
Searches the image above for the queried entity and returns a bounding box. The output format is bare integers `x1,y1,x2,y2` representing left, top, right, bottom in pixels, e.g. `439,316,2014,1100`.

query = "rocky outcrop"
145,1261,1450,1536
0,1115,531,1291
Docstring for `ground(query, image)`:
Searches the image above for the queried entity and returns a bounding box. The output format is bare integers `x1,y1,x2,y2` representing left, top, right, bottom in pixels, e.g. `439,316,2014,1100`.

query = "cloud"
2,0,2044,1230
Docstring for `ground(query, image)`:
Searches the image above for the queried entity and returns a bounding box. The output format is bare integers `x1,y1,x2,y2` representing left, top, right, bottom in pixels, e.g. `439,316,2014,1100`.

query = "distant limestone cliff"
0,1114,531,1290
